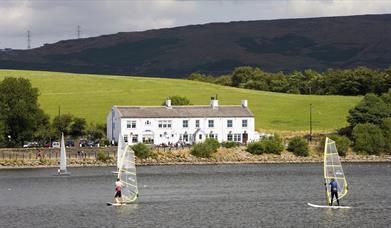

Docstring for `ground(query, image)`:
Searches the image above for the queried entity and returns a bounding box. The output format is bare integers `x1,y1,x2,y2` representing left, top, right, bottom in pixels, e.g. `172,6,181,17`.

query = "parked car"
52,141,60,148
23,142,40,148
66,140,75,147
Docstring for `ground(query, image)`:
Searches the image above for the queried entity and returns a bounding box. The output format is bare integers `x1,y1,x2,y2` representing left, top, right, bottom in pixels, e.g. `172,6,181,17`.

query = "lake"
0,163,390,227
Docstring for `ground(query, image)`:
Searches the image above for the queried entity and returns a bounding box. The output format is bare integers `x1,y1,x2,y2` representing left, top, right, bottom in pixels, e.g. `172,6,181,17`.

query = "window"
208,120,214,128
234,134,242,142
127,120,136,129
227,120,233,128
242,119,248,128
158,120,172,128
132,135,138,143
196,120,200,128
183,134,189,142
183,120,188,128
208,133,217,139
124,135,128,143
142,137,154,144
227,133,233,141
199,134,202,140
145,120,151,125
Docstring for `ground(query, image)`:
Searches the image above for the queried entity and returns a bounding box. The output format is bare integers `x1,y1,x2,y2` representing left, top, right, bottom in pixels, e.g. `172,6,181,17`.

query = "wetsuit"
329,180,340,206
115,181,123,198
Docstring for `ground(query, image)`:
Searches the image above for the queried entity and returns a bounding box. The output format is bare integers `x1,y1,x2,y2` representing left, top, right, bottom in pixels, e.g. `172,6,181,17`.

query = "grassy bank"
0,69,360,131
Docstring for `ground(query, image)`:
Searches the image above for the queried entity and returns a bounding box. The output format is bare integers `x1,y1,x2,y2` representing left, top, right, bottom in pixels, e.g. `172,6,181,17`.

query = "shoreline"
1,158,390,170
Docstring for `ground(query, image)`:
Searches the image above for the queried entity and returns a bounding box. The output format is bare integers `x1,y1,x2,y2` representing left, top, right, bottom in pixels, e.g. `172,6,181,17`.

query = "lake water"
0,163,390,227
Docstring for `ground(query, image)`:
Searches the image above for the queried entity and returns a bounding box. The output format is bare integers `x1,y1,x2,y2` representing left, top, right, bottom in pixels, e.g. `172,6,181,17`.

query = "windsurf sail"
117,134,126,168
117,144,138,203
324,137,348,204
59,132,67,173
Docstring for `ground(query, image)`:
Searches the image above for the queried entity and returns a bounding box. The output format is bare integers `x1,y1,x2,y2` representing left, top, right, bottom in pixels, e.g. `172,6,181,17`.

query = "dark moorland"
2,14,391,77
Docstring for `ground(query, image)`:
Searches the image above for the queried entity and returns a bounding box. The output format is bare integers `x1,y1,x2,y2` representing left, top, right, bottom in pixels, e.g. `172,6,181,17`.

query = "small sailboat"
107,144,138,206
308,137,350,208
57,133,70,176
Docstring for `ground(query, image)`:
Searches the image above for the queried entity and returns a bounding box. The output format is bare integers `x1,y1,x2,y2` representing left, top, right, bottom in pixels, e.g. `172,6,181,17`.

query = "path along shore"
0,147,390,169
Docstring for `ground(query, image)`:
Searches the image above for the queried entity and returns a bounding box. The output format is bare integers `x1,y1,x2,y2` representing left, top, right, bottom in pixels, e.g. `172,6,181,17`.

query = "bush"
352,123,384,155
381,118,391,155
204,138,220,152
162,96,191,105
96,151,110,162
247,135,284,155
262,135,284,155
191,143,214,158
287,136,309,157
132,143,152,159
330,135,351,157
246,141,264,154
222,141,239,148
317,135,351,157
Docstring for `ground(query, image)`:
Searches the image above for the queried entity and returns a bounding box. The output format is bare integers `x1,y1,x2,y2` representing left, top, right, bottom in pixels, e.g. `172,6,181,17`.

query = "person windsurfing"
114,178,123,204
329,178,340,206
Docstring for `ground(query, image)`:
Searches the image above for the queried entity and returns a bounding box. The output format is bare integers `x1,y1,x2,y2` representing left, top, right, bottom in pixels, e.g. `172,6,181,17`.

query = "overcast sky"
1,0,391,49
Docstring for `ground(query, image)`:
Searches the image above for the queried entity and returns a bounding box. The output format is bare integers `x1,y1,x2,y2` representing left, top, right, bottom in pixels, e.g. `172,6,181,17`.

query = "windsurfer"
114,178,123,204
329,178,340,206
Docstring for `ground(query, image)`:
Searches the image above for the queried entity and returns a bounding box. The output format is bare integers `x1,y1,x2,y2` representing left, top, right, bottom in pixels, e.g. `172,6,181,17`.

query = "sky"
1,0,391,49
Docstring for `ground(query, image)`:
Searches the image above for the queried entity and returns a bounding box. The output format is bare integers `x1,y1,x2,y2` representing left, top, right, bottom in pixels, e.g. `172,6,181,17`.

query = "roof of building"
114,105,254,118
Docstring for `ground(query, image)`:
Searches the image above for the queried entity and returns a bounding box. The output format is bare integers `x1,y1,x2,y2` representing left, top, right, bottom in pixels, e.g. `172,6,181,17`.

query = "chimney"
210,97,219,109
241,100,248,108
166,99,172,109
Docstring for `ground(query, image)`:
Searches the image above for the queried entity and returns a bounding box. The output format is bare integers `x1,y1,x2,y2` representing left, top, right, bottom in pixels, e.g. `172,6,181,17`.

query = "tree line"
188,66,391,96
0,77,106,147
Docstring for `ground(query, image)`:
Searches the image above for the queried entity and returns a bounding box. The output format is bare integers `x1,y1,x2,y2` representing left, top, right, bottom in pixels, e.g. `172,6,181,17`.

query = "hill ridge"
2,14,391,77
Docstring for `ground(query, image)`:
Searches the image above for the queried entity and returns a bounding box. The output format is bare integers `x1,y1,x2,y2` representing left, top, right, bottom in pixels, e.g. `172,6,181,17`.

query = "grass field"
0,69,361,132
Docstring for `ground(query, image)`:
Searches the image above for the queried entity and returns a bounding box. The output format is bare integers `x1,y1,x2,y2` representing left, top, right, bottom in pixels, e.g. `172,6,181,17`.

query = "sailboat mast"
323,137,329,205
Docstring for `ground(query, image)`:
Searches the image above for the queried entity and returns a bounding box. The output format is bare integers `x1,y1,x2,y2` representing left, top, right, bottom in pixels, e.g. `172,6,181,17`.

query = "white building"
107,98,258,145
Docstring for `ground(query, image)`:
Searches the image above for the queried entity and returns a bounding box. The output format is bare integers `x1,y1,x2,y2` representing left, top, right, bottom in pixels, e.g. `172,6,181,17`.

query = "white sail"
117,145,138,203
117,134,126,168
60,132,67,172
324,137,348,204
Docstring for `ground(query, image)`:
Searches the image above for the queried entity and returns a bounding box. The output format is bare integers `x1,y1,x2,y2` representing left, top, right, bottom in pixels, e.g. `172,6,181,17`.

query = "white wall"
113,116,255,145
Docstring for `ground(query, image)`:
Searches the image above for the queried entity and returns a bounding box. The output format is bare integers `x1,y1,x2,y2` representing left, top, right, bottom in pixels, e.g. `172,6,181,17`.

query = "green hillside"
0,70,361,132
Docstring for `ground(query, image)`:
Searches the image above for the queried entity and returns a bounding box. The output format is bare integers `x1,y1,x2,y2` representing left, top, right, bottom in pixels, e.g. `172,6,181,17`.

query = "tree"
52,114,74,137
162,96,191,106
347,93,391,128
87,123,106,143
0,77,48,146
231,66,254,87
352,123,384,155
0,120,5,146
70,117,87,138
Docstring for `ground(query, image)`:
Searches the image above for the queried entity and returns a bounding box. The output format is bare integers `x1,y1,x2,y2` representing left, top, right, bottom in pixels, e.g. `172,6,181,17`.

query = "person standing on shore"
114,178,123,204
329,178,340,206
